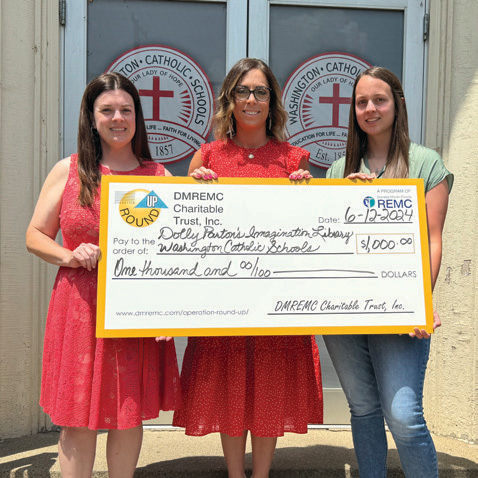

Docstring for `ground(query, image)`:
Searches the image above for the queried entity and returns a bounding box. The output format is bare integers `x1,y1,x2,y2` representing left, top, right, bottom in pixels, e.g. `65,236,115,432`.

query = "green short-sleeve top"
326,142,454,194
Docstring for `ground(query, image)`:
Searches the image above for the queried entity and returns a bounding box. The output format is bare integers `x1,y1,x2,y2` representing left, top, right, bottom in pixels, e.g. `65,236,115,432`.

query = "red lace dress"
40,155,181,430
173,139,323,437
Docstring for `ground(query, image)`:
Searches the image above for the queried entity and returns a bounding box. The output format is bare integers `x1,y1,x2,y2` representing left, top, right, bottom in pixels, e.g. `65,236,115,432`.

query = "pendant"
248,153,255,159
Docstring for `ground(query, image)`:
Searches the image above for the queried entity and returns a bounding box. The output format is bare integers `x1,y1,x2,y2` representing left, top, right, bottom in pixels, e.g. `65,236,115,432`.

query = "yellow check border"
97,177,433,337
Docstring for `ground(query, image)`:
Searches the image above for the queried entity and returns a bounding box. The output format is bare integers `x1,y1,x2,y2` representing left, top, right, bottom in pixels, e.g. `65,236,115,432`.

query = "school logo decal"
107,45,214,163
283,53,371,169
118,189,168,228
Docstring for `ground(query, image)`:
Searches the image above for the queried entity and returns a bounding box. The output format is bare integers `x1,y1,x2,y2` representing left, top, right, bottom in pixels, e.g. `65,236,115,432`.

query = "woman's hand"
346,172,377,180
190,167,218,181
155,336,173,342
410,310,441,339
290,156,312,180
289,169,312,180
70,243,101,271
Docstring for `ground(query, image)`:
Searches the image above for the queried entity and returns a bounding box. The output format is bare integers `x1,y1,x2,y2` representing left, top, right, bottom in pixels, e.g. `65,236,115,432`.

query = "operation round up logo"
118,189,168,228
107,45,214,163
283,53,371,169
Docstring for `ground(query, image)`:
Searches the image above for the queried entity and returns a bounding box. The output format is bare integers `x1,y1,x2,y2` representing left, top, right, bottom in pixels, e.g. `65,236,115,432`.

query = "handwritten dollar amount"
240,257,271,277
357,234,415,254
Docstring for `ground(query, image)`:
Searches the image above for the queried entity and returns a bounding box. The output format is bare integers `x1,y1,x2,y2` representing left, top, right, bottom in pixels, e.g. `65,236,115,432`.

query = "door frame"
62,0,430,426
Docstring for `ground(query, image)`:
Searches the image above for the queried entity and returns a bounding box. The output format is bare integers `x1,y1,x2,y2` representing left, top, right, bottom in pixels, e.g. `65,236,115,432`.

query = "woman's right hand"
69,243,101,271
190,167,218,180
346,172,377,180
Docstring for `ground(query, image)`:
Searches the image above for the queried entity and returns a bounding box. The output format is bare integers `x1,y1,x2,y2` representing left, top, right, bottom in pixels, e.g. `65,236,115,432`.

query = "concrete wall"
0,0,60,438
0,0,476,442
424,0,478,443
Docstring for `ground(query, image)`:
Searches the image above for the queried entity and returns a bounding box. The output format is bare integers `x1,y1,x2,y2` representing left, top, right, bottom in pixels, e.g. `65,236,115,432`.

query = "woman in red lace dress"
173,58,323,478
26,72,181,477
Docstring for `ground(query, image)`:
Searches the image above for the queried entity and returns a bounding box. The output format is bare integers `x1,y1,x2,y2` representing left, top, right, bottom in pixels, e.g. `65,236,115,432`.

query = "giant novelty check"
96,177,433,337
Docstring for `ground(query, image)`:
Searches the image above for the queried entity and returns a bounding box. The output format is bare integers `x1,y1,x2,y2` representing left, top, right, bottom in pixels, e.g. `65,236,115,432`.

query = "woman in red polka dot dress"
173,58,323,478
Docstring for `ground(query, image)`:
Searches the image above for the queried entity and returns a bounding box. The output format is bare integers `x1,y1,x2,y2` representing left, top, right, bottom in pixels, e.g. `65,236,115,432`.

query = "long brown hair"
77,72,151,206
212,58,288,142
344,67,409,178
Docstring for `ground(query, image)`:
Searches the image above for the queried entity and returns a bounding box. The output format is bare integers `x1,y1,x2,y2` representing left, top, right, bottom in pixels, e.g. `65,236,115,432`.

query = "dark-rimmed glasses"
233,86,272,102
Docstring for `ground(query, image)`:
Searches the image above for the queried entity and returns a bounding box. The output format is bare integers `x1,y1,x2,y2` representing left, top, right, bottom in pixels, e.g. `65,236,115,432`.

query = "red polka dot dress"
40,155,181,430
173,139,323,437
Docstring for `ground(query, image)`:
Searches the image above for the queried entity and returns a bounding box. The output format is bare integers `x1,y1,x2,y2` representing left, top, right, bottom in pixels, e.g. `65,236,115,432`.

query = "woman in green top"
325,67,453,478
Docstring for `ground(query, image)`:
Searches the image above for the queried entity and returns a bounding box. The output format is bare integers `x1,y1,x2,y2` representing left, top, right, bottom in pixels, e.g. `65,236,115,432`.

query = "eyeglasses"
233,86,272,102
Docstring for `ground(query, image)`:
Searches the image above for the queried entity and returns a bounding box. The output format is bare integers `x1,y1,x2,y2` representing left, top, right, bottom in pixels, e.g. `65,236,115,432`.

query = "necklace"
233,137,270,159
361,166,382,176
366,159,385,176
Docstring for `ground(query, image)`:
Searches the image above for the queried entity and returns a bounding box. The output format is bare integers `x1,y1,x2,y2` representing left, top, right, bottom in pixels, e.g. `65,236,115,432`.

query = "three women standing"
27,61,451,478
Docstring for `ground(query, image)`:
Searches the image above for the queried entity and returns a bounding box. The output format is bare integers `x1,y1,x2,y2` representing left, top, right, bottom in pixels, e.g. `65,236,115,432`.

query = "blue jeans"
323,334,438,478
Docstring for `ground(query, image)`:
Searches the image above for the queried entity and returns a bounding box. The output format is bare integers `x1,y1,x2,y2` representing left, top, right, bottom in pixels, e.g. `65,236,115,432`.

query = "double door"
63,0,427,424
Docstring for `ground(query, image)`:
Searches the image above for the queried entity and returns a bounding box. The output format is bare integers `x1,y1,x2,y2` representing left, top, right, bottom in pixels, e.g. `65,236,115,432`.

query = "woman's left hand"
410,309,441,339
289,169,312,180
155,336,173,342
190,167,218,180
346,172,377,181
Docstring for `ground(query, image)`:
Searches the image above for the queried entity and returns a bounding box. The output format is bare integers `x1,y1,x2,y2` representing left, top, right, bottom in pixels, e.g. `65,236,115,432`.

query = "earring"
268,114,272,132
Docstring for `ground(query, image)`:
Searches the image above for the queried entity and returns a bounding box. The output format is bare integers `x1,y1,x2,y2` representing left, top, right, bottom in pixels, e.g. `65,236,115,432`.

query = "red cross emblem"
319,83,351,127
139,76,174,121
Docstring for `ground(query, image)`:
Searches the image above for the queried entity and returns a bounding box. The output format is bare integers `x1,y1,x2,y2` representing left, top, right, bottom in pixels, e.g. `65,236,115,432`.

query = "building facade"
0,0,476,442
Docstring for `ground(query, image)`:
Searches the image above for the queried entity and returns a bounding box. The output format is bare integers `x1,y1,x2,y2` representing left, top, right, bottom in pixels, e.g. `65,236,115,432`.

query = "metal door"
63,0,427,425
